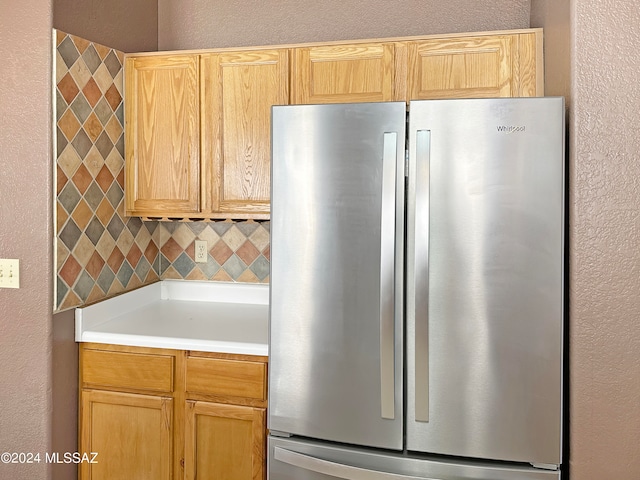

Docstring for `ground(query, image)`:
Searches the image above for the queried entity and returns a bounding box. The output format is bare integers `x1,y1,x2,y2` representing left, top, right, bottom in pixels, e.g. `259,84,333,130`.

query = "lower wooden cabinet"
185,401,265,480
80,390,173,480
79,343,267,480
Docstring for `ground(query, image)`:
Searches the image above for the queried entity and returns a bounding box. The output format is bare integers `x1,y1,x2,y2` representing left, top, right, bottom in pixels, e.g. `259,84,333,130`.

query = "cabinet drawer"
82,349,174,394
186,356,266,401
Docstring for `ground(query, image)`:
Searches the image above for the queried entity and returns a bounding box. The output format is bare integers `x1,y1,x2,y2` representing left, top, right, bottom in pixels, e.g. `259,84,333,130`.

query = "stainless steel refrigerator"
268,98,565,480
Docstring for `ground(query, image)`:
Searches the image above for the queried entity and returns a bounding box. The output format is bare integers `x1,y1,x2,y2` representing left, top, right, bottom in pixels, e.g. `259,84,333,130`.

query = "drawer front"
82,349,174,393
186,356,266,401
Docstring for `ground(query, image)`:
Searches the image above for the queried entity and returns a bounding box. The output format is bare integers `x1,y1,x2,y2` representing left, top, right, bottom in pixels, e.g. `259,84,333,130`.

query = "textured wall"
0,0,53,479
570,1,640,478
53,0,158,52
158,0,530,50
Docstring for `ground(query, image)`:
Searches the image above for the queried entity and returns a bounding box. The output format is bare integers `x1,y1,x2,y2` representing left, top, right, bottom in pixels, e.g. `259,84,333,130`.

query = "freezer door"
269,436,562,480
269,102,406,450
406,98,565,465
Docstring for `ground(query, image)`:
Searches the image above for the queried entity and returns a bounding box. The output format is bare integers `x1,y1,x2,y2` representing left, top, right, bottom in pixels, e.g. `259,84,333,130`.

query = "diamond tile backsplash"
54,31,270,312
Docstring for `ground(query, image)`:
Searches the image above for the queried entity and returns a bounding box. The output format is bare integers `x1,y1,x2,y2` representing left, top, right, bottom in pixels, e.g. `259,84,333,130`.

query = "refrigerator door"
269,436,562,480
269,102,406,450
406,98,565,465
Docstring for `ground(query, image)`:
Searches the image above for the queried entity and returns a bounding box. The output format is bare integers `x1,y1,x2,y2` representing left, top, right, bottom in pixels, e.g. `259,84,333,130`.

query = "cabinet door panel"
80,390,173,480
125,55,200,216
293,43,397,104
408,35,515,99
185,401,266,480
202,50,288,218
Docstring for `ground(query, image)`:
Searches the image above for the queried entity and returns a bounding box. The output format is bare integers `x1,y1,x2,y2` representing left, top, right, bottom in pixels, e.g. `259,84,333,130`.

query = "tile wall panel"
54,31,270,312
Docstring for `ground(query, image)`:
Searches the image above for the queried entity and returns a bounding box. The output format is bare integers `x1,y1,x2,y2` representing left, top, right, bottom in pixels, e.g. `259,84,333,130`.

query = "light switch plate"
0,259,20,288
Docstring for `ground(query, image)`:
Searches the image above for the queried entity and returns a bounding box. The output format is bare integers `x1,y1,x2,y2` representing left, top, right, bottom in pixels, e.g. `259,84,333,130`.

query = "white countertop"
75,280,269,356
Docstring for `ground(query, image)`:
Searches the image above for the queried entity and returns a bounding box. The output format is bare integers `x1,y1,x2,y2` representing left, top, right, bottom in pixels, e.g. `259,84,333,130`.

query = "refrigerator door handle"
380,132,397,420
274,447,428,480
410,130,431,423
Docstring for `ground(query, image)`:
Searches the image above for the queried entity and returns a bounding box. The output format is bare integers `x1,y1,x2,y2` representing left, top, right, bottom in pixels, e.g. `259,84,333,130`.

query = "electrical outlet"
194,240,208,263
0,259,20,288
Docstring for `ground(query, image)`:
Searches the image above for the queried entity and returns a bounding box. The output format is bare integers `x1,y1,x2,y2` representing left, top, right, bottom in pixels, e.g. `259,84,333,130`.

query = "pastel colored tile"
116,228,135,254
59,254,82,287
93,43,111,61
69,56,91,91
105,83,122,111
221,225,246,251
127,217,143,238
56,202,69,233
56,240,70,272
173,252,196,278
250,255,270,281
70,94,91,124
113,70,123,96
105,115,123,144
210,239,233,265
86,284,107,304
71,199,93,231
105,149,124,177
56,127,68,158
59,290,82,311
74,271,95,301
161,237,183,262
249,225,270,251
82,112,103,143
82,45,102,74
144,242,159,263
56,90,68,120
95,165,115,193
107,215,125,240
58,36,80,69
70,34,90,54
56,51,68,84
59,182,81,215
56,277,69,310
212,269,233,282
106,278,125,297
73,234,97,266
71,128,92,159
186,268,208,281
172,223,196,249
126,244,143,268
84,147,105,177
58,73,80,108
93,63,114,94
71,163,93,195
107,247,125,274
86,251,106,280
96,265,116,293
58,108,81,142
237,269,259,283
84,182,104,210
95,198,115,226
85,217,105,245
236,240,260,266
236,221,260,236
95,231,116,261
195,225,220,245
222,254,247,280
106,183,124,208
55,30,66,47
58,143,82,177
56,165,69,196
82,77,102,107
116,261,134,287
95,131,114,159
104,50,122,78
94,97,113,125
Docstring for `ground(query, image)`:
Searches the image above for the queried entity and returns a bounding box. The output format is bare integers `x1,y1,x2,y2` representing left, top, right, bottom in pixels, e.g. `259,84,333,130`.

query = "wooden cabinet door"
125,54,201,216
80,390,173,480
201,50,289,219
292,42,399,104
185,401,266,480
406,33,541,100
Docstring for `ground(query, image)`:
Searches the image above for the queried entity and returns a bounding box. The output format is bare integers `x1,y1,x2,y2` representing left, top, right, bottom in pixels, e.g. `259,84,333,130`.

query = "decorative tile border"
54,31,271,312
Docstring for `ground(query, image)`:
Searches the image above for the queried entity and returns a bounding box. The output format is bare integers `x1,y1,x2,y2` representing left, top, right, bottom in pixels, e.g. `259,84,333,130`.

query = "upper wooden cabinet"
125,49,288,219
291,42,400,104
201,50,288,218
125,54,201,216
124,29,543,220
406,31,542,99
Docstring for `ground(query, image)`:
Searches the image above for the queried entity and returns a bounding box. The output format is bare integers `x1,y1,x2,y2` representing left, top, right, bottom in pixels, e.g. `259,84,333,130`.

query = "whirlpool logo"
496,125,526,133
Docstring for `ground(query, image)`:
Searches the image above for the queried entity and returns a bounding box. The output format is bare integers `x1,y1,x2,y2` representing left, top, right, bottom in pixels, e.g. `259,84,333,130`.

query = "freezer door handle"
274,446,428,480
380,132,397,420
409,130,431,423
